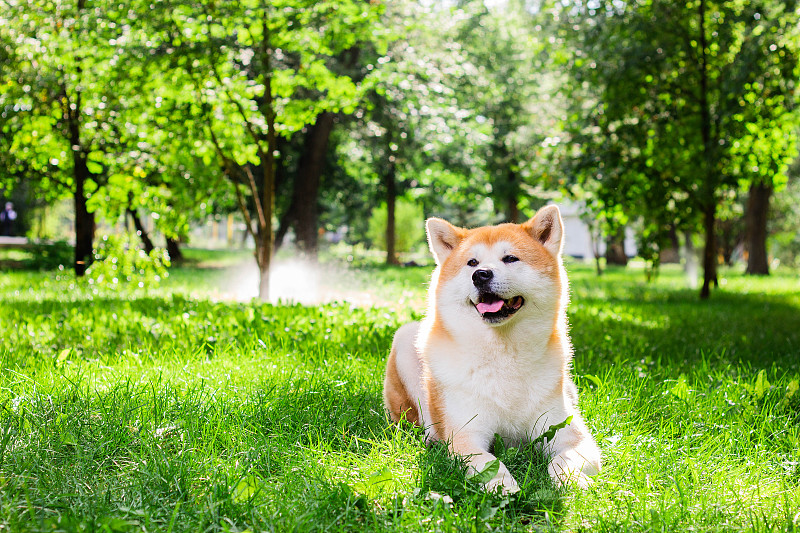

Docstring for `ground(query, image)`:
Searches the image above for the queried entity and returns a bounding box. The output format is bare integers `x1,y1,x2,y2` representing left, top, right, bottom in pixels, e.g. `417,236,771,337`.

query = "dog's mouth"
473,293,525,322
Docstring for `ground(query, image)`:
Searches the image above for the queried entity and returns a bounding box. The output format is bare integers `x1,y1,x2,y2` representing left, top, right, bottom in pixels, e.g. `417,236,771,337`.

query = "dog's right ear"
426,218,465,265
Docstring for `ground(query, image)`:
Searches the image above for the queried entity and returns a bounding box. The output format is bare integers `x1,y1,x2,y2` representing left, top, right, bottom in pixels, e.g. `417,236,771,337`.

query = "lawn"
0,252,798,532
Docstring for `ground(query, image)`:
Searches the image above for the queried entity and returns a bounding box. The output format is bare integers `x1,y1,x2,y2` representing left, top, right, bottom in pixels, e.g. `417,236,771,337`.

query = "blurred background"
1,0,798,300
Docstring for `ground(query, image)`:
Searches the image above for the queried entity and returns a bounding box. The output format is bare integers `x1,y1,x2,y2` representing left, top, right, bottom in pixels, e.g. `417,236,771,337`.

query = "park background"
1,1,799,532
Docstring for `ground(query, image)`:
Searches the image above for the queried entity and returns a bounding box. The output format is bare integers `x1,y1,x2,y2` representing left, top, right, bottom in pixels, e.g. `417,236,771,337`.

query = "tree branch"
242,163,267,230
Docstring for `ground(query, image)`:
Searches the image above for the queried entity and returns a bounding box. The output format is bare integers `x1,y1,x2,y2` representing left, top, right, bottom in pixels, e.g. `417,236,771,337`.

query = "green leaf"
232,475,262,503
532,415,574,445
584,374,602,388
86,161,103,175
754,370,771,400
468,459,500,485
492,433,507,456
786,380,799,401
670,376,690,401
56,348,71,366
354,468,395,498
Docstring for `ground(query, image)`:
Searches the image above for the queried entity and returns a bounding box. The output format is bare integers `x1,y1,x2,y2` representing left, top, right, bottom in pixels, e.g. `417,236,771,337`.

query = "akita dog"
383,205,601,493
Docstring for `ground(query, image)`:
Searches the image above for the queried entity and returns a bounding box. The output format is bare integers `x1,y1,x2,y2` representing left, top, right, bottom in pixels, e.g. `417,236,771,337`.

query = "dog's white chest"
429,336,563,439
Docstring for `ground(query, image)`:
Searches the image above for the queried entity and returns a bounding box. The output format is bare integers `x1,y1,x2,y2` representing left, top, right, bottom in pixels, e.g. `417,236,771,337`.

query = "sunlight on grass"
1,258,798,531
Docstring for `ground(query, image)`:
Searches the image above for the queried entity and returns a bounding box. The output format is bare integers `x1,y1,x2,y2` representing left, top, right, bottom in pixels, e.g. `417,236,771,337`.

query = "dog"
383,205,601,493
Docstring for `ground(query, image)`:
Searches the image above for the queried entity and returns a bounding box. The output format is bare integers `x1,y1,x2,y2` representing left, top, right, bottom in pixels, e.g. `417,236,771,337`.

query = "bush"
24,240,73,270
366,199,425,254
86,233,170,288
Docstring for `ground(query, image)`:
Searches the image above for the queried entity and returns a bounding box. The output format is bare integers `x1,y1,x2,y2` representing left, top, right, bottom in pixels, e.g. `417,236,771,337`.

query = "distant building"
551,200,637,260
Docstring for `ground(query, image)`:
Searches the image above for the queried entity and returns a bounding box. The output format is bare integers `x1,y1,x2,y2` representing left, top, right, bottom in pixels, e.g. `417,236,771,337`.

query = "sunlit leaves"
560,0,800,268
0,0,145,205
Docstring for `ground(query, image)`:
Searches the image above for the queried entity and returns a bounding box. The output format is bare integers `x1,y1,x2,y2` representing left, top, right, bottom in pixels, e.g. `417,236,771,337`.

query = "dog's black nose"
472,269,493,285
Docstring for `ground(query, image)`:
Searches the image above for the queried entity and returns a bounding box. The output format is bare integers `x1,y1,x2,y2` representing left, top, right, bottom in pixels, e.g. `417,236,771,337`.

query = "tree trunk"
660,226,681,264
257,19,277,301
127,208,155,254
586,221,602,276
289,111,336,258
257,226,271,301
385,159,399,266
745,181,772,275
700,203,718,299
605,227,628,266
259,261,270,301
274,203,295,252
683,231,698,289
507,170,520,224
697,0,718,299
166,237,183,263
73,166,95,277
717,218,737,267
66,56,94,277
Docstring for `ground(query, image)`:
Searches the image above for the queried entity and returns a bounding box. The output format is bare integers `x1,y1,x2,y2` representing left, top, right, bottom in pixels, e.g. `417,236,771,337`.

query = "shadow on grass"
569,288,800,373
413,439,567,528
6,269,798,375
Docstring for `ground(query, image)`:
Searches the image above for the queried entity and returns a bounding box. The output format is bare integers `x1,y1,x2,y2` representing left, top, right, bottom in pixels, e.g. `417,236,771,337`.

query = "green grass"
0,255,798,532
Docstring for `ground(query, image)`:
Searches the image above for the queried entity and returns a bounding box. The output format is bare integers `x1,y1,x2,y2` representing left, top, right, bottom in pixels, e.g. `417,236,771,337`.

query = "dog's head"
426,205,566,329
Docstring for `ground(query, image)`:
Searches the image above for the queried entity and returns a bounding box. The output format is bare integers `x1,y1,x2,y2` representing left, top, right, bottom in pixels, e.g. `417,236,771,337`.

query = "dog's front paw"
469,459,520,495
485,472,521,495
548,463,593,489
548,449,598,489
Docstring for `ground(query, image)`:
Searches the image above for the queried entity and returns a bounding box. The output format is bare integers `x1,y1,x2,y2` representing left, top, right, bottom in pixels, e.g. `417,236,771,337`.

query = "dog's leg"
384,346,419,424
545,416,601,488
384,322,424,425
450,432,520,494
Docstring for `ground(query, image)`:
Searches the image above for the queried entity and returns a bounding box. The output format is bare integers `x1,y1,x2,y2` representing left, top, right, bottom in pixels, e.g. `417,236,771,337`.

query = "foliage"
147,0,385,296
367,199,425,254
86,233,170,288
560,0,800,292
1,0,799,295
0,1,130,194
449,0,558,222
334,0,483,231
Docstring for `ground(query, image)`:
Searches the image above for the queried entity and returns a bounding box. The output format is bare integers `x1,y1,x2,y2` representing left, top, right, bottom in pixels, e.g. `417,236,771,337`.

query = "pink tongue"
477,299,504,314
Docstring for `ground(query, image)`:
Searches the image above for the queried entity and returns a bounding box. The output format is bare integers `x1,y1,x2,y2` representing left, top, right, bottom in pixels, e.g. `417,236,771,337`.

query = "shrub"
366,200,425,254
86,233,170,288
24,240,73,270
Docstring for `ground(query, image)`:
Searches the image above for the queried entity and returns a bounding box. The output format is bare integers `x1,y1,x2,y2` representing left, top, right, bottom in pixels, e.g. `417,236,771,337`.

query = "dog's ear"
426,217,465,265
522,205,564,257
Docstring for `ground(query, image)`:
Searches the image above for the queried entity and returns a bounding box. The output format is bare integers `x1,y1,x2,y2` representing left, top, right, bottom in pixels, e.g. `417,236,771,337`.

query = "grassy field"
1,251,799,532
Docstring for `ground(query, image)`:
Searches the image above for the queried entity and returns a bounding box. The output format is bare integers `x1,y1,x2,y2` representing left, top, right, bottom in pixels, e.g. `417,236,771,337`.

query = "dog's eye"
502,255,519,264
467,258,479,267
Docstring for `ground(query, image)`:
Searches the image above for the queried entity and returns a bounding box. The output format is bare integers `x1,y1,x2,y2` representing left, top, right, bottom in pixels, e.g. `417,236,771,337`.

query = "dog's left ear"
522,205,564,257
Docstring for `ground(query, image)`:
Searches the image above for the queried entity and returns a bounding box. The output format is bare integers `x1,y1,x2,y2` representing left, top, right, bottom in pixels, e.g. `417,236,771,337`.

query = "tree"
561,0,800,298
335,0,483,264
739,105,800,274
275,40,373,258
146,0,381,298
453,0,557,223
769,159,800,268
0,0,140,275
